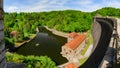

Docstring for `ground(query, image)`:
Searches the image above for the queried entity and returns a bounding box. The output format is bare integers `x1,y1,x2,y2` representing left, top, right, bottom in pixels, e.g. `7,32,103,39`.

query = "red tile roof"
68,32,79,38
65,63,77,68
10,31,18,37
65,33,86,50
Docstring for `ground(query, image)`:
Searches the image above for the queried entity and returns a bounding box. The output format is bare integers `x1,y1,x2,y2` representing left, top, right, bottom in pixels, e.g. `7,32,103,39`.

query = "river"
15,27,68,65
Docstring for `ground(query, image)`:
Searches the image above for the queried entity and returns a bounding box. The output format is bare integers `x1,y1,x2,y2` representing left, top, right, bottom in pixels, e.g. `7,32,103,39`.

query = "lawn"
81,30,93,55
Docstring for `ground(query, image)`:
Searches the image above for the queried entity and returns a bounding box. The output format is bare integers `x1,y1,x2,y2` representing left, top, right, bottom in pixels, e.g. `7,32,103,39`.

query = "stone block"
7,62,26,68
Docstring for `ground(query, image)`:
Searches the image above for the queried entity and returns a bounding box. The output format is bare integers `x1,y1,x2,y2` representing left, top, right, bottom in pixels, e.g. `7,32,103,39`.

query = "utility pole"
0,0,6,68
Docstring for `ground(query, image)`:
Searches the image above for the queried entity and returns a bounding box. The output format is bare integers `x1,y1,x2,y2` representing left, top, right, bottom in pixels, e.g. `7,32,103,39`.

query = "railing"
98,17,120,68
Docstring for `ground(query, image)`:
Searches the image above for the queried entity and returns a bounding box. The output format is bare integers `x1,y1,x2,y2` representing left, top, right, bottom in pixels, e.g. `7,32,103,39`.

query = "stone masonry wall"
117,18,120,37
0,0,6,67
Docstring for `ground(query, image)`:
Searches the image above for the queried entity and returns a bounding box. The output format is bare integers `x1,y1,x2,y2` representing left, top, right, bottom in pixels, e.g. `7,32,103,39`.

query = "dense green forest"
4,7,120,45
4,7,120,67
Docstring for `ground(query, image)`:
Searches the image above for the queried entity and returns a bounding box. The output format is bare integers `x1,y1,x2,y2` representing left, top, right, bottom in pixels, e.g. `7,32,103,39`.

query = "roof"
65,63,77,68
10,31,18,37
68,32,79,38
65,33,86,50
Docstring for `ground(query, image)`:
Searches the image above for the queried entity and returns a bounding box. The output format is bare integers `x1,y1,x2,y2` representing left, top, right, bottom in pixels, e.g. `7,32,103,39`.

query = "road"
79,17,115,68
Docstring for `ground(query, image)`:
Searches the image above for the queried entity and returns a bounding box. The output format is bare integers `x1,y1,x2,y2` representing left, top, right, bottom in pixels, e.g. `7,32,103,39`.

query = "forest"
4,7,120,45
4,7,120,67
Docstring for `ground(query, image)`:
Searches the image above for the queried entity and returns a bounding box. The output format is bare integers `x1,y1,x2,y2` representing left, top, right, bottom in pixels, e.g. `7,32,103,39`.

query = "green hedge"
6,52,57,68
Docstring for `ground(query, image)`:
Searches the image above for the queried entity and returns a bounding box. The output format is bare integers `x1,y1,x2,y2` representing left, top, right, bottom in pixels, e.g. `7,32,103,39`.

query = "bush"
6,52,57,68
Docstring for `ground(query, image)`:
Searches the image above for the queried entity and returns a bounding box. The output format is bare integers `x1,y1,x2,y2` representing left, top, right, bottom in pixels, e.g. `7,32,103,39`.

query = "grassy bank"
81,30,93,55
15,34,36,47
79,57,88,66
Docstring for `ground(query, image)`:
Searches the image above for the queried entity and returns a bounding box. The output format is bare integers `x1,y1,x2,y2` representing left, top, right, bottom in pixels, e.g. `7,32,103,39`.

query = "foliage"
94,7,120,17
5,37,15,49
4,7,120,46
5,37,14,45
6,52,57,68
79,57,88,66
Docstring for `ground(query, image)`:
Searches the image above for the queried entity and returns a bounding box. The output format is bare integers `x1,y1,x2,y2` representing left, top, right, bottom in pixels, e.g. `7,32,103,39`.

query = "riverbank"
14,34,36,47
14,26,69,48
44,26,68,38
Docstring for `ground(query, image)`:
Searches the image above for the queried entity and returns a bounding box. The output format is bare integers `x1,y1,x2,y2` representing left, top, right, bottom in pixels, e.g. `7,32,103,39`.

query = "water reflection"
16,27,68,65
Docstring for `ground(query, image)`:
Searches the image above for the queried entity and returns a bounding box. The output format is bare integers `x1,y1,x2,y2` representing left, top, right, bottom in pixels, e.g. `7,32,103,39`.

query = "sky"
4,0,120,12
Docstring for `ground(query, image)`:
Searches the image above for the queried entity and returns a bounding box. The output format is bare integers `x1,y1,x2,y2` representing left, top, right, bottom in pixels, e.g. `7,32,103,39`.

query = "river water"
16,27,68,65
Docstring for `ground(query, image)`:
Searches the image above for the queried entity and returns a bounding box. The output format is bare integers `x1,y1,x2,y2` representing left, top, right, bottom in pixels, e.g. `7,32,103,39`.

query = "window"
69,50,72,53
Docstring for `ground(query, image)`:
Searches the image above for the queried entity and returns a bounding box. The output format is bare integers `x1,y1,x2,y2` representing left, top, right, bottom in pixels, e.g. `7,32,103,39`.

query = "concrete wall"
117,18,120,37
0,0,3,8
91,17,102,52
61,46,74,60
0,0,6,68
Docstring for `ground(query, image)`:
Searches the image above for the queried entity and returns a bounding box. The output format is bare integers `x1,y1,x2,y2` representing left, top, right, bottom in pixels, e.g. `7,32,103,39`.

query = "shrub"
6,52,57,68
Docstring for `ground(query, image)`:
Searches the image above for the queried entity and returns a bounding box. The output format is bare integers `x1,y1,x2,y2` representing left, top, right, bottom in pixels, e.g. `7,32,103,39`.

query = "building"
61,32,86,61
67,32,79,42
65,63,77,68
10,30,18,37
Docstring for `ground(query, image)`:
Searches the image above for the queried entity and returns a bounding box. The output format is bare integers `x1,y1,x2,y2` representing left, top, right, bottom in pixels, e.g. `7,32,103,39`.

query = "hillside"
4,7,120,44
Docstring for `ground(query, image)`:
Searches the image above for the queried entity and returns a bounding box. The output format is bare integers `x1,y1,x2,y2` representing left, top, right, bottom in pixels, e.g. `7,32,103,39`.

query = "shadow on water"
115,63,120,68
15,27,68,65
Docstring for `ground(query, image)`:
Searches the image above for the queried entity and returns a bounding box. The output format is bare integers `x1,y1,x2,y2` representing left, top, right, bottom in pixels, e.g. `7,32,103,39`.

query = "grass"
15,34,36,47
79,57,88,66
29,34,36,39
81,30,93,55
80,30,93,66
81,44,90,55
